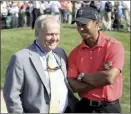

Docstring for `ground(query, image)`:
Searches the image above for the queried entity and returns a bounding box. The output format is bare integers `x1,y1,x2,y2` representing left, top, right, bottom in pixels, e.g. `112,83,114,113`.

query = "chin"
84,35,91,39
49,45,57,50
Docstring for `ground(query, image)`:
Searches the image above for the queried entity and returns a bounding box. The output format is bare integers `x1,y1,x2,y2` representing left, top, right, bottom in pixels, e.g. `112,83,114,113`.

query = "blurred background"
0,0,130,32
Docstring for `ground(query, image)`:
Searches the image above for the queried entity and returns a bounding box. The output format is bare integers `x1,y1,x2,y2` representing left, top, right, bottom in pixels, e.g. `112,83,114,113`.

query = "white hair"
34,15,60,35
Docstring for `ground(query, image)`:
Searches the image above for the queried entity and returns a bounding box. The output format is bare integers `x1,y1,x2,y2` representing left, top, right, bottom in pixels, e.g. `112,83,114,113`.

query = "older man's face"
38,22,60,52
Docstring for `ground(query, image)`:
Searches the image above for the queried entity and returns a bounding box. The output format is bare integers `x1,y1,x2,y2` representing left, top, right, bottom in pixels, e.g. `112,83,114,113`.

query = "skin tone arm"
67,77,96,93
82,68,120,87
68,62,113,93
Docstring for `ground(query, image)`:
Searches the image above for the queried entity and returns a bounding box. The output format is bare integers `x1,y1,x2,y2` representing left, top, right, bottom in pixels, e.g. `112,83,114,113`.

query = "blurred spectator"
43,1,51,14
90,0,100,10
10,2,19,28
105,1,113,31
1,1,8,28
5,12,12,29
74,1,81,18
121,1,130,32
112,1,124,30
1,1,8,16
81,1,91,7
66,1,72,24
59,0,69,23
32,1,41,29
49,1,61,21
18,5,25,27
28,1,33,26
99,1,106,21
40,1,46,15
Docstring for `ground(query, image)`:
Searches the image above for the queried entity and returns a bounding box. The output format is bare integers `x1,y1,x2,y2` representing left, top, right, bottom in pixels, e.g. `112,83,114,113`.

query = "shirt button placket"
90,50,92,60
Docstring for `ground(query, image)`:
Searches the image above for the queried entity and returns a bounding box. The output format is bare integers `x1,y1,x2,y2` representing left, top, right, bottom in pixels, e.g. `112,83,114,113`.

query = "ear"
95,20,100,25
35,30,39,37
95,20,100,28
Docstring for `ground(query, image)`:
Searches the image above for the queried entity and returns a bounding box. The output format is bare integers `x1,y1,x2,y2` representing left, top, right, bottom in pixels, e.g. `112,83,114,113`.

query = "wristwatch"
77,73,85,81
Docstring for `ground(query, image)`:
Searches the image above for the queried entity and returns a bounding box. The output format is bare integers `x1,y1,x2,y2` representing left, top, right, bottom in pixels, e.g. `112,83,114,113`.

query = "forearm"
82,71,111,87
67,78,95,93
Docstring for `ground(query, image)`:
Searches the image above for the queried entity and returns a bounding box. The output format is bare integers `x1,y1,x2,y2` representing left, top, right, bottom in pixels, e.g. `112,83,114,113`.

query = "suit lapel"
29,44,50,97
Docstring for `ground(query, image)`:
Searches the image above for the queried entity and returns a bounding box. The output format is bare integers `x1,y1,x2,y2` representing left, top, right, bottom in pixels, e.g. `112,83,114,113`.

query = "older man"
68,6,124,113
3,15,78,113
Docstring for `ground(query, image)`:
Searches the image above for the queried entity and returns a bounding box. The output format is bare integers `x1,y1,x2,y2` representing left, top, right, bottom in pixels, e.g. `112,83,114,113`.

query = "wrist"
77,73,85,81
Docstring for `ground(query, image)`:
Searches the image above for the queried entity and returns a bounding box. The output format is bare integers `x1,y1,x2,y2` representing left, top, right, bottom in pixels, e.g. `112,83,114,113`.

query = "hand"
103,61,112,70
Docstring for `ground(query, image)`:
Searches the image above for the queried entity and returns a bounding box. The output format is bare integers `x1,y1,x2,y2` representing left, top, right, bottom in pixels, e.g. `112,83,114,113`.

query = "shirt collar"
35,40,48,57
80,32,105,49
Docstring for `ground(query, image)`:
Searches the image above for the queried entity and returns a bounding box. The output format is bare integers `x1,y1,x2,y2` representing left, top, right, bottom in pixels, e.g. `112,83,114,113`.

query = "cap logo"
79,9,83,15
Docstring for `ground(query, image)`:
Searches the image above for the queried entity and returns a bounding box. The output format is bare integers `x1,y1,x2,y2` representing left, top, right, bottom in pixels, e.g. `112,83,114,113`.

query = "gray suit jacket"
3,42,79,113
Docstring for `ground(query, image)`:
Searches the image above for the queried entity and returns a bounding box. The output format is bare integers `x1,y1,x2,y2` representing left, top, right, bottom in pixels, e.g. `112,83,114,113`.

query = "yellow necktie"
47,52,60,113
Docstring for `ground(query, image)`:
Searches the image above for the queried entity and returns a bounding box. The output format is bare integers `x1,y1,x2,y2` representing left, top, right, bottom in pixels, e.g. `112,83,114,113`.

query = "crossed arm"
67,62,120,93
67,43,124,93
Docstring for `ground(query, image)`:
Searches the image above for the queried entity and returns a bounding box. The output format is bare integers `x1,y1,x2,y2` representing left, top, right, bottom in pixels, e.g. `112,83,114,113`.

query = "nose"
77,24,87,31
80,27,84,31
51,33,58,40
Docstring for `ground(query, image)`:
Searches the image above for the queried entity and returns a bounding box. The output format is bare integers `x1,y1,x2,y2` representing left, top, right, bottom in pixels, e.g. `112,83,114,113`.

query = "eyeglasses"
47,66,61,72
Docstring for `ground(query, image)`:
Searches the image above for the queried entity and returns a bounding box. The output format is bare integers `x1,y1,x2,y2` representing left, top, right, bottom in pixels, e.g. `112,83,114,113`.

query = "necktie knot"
47,51,54,67
47,51,59,72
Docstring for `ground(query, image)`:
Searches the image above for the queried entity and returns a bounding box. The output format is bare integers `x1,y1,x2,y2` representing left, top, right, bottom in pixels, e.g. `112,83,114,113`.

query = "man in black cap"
67,6,124,113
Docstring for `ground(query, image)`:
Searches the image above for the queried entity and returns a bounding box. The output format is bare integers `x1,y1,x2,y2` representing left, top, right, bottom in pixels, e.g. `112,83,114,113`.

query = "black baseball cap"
71,6,99,24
